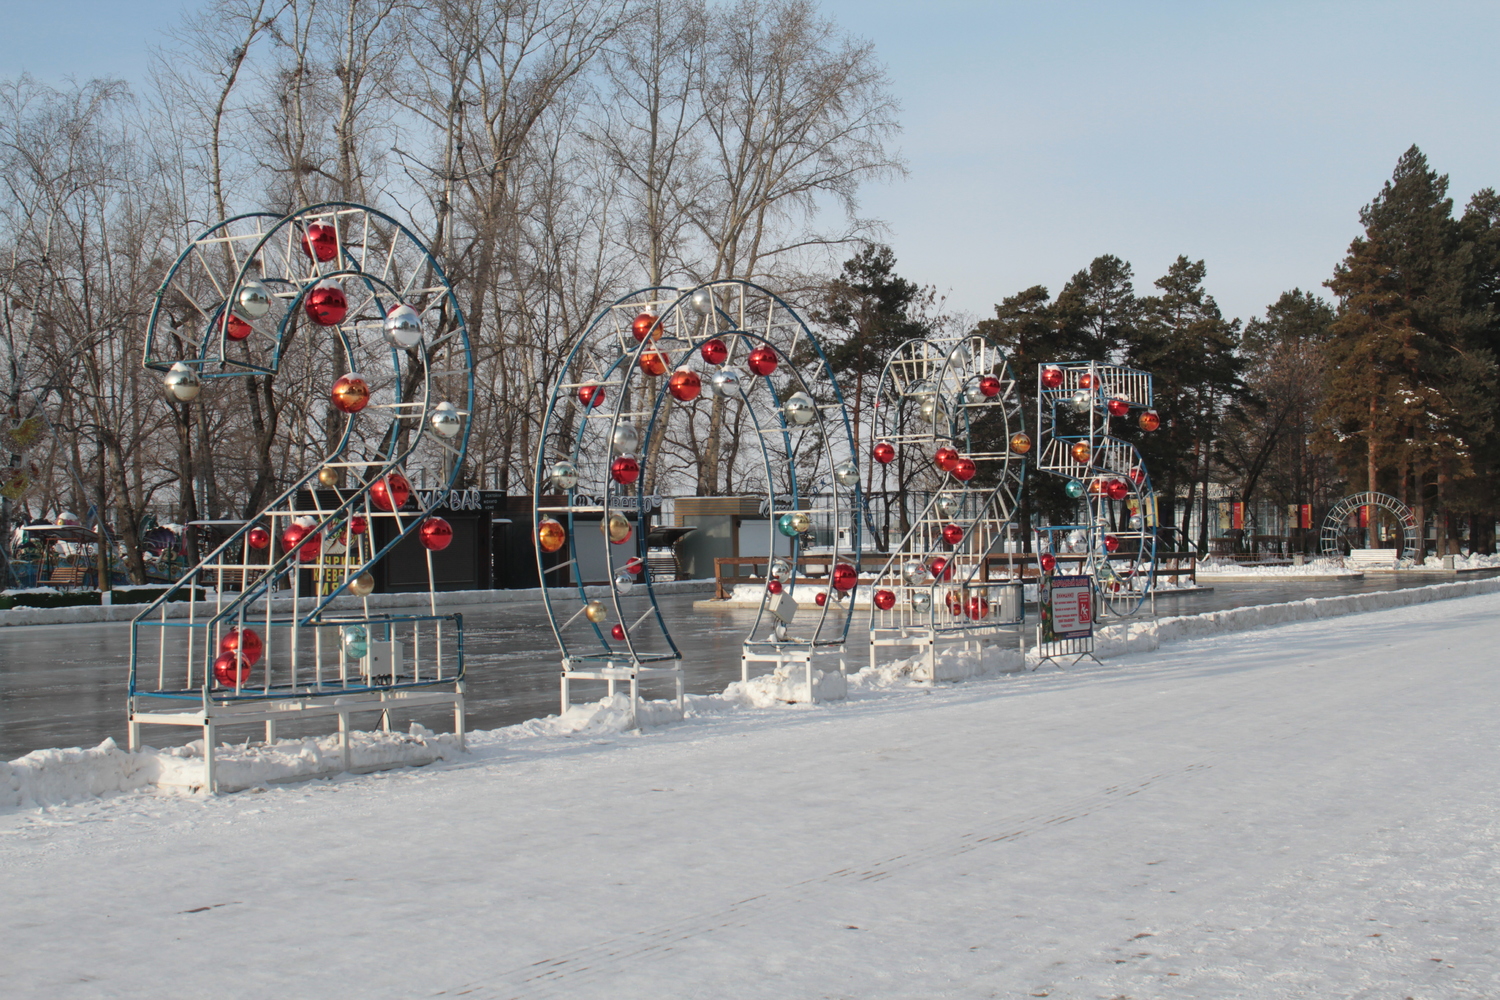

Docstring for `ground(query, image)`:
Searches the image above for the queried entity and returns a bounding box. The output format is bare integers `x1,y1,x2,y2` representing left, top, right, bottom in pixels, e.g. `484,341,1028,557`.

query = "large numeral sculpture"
533,280,861,715
865,334,1028,675
131,203,474,788
1033,361,1159,616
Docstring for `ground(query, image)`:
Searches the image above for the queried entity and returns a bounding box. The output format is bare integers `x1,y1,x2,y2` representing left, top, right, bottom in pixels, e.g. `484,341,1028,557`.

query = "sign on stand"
1036,573,1099,667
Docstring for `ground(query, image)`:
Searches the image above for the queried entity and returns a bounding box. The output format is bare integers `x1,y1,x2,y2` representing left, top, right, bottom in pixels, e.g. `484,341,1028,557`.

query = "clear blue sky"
7,0,1500,327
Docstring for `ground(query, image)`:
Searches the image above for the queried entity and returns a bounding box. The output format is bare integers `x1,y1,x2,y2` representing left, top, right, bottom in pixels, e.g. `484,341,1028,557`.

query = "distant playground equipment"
533,280,861,716
1319,492,1420,567
130,203,474,790
1032,361,1161,658
864,333,1028,676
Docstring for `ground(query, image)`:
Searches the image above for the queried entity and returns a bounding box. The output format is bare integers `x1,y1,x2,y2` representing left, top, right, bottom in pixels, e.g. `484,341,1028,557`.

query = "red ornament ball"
630,311,659,342
873,441,896,464
281,523,321,562
611,454,641,485
1079,373,1097,389
225,313,252,341
700,338,729,365
946,590,964,616
1107,397,1130,417
951,456,978,482
305,281,347,326
331,373,370,414
370,472,411,511
301,222,338,262
669,369,702,402
746,346,778,377
1105,534,1120,553
942,523,964,545
930,557,951,581
979,374,1002,397
967,596,990,620
1039,552,1057,573
350,515,368,535
831,562,857,592
1106,479,1129,501
767,579,783,595
1139,409,1161,432
578,383,605,408
873,588,896,611
213,651,251,687
933,446,959,472
220,626,263,666
1129,466,1146,485
624,557,644,576
814,590,828,607
639,350,668,377
1041,366,1064,389
611,624,626,641
247,526,271,550
420,516,453,551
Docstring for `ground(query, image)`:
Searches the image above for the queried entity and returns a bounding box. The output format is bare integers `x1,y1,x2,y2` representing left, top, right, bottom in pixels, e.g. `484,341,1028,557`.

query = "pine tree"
1131,256,1244,550
1320,146,1492,553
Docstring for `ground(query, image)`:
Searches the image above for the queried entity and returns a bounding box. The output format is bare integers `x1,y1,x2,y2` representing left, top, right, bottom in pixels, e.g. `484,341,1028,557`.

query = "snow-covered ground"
4,587,1499,997
1196,557,1358,577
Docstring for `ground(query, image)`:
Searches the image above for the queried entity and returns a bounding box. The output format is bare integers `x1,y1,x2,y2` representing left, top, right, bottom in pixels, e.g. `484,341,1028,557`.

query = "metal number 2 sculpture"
533,280,861,716
866,334,1028,675
1034,361,1160,617
131,203,474,789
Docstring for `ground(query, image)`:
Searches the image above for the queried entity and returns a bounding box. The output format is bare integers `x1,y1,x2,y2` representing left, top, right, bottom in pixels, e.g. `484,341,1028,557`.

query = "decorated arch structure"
532,279,862,715
864,333,1029,676
1319,491,1420,563
130,203,474,788
1033,360,1160,621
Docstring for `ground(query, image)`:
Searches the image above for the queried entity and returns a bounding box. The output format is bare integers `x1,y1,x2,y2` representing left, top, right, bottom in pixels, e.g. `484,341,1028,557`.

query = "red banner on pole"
1300,504,1312,530
1231,502,1244,530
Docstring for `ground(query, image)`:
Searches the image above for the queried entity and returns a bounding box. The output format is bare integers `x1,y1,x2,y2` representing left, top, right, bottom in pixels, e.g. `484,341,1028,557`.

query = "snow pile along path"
3,587,1498,998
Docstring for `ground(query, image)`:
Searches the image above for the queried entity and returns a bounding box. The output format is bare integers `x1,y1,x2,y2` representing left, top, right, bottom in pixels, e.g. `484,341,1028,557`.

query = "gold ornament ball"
603,513,632,544
348,572,376,596
318,468,339,487
584,600,608,623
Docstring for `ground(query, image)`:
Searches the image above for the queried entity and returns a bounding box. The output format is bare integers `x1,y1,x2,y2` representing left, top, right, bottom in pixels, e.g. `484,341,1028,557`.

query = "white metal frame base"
739,643,847,704
128,685,466,793
560,658,686,726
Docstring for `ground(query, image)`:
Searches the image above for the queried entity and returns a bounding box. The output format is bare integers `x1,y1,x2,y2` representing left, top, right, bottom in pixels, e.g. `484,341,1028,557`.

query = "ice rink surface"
3,591,1497,998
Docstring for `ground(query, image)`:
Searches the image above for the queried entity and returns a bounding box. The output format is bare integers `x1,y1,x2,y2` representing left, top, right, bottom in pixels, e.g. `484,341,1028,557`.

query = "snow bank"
1422,552,1500,570
1196,557,1356,577
1,725,461,806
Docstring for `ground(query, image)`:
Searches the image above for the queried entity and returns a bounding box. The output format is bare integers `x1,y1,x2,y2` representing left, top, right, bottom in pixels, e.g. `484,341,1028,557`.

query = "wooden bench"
43,566,93,589
1347,548,1398,570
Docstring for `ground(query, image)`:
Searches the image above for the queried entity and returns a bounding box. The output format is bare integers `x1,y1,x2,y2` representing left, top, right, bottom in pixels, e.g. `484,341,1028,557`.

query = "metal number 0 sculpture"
532,280,861,716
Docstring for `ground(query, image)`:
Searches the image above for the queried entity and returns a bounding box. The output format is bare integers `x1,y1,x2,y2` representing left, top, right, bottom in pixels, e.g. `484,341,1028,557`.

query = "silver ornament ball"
384,303,423,349
783,392,816,426
237,280,272,319
612,420,640,455
163,362,201,402
833,461,859,488
430,401,462,439
690,288,715,315
549,460,579,490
